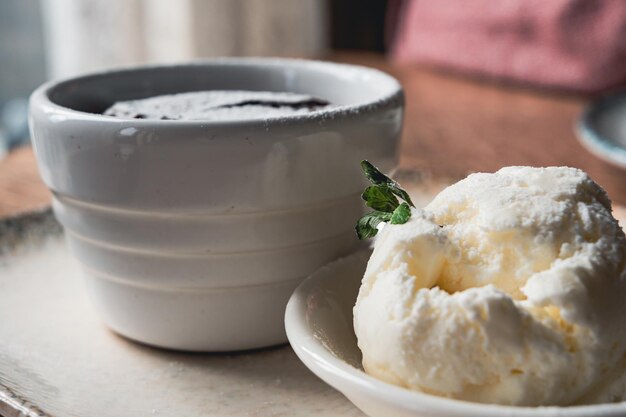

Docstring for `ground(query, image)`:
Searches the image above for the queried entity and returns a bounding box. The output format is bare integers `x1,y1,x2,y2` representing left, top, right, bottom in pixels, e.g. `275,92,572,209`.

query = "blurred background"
2,0,626,212
1,0,390,156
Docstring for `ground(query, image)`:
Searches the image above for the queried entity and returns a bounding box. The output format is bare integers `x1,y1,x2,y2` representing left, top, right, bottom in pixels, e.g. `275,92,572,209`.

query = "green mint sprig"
356,160,415,240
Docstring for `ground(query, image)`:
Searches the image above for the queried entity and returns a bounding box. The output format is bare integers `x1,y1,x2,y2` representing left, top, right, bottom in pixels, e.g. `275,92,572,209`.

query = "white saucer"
284,250,626,417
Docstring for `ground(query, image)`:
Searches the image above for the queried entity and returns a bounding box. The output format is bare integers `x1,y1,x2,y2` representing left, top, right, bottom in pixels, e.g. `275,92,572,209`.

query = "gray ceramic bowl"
29,58,404,351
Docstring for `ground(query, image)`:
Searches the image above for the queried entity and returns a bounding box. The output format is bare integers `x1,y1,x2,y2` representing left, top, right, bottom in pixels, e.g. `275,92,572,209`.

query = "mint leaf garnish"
390,202,411,224
356,211,392,240
360,161,415,208
356,161,415,240
388,186,414,210
362,185,398,212
361,160,391,185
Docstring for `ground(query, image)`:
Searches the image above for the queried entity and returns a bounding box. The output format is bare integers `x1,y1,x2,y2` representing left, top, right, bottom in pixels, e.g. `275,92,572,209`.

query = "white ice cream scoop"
354,166,626,406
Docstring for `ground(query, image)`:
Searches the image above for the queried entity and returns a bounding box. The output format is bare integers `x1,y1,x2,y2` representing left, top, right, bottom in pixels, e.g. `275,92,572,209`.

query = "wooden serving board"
0,210,364,417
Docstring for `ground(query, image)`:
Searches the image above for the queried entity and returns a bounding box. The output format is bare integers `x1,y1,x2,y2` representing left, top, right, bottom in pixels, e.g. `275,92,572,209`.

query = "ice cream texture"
353,166,626,406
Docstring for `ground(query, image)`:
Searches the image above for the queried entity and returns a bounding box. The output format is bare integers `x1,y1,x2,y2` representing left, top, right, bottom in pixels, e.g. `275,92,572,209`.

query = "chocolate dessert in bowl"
29,58,403,351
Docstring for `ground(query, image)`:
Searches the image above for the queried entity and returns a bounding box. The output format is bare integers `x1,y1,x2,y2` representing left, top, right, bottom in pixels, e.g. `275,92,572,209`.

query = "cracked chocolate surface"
104,91,331,121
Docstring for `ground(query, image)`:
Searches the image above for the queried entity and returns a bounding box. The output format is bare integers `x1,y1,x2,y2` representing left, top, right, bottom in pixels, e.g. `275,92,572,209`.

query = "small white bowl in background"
29,58,404,351
577,91,626,168
285,250,626,417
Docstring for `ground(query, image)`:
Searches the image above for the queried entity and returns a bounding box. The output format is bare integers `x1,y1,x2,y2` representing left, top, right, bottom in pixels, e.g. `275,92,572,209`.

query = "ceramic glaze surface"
29,58,403,351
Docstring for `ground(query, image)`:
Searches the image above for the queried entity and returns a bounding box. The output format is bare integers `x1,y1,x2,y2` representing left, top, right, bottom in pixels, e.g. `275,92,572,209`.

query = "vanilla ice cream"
353,166,626,406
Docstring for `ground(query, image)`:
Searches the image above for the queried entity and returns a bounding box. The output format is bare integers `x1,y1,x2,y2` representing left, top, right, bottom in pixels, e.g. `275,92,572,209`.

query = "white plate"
285,250,626,417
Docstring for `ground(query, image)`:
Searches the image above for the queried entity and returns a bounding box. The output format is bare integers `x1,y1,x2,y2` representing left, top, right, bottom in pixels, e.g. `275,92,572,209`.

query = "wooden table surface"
2,52,625,218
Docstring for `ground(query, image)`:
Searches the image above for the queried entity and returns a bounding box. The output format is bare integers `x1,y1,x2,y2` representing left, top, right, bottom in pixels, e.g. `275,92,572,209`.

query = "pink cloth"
391,0,626,92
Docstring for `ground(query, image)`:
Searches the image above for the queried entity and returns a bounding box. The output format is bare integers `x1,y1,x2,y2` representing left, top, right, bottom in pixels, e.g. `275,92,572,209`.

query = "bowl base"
83,268,296,352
